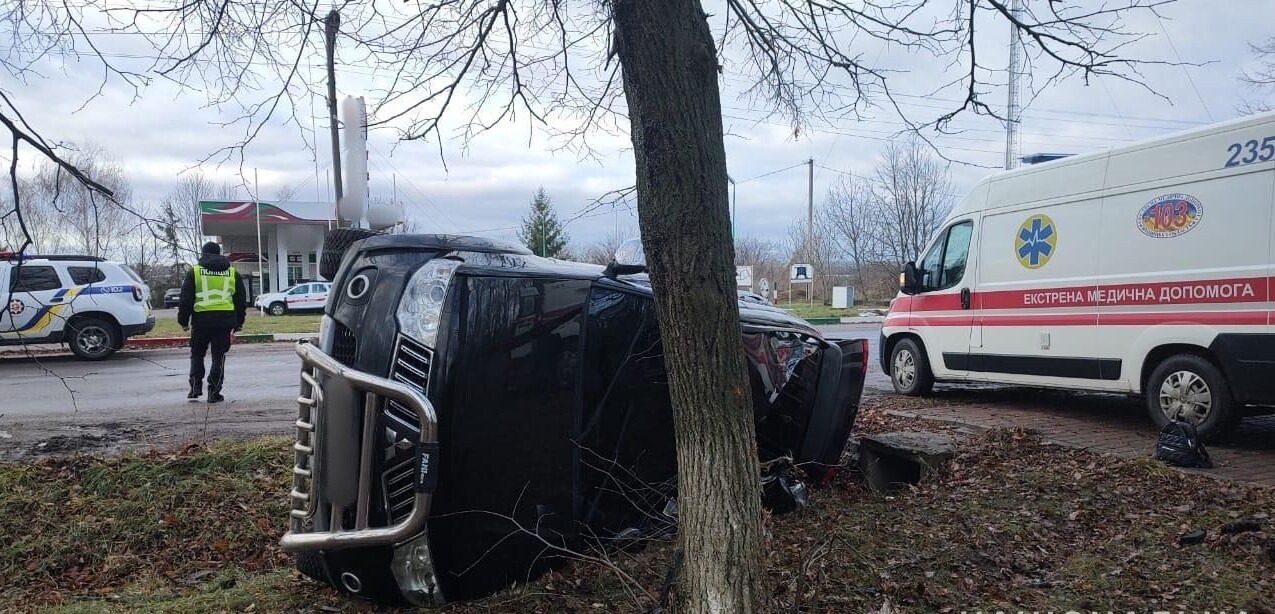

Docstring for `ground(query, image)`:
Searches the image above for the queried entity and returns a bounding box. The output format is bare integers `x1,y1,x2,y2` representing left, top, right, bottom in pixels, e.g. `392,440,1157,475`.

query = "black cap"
201,241,222,255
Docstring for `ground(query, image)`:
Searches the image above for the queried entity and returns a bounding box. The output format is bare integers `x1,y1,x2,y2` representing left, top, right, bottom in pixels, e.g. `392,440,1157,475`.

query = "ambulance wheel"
268,302,287,316
1145,354,1236,442
68,316,120,361
890,338,933,396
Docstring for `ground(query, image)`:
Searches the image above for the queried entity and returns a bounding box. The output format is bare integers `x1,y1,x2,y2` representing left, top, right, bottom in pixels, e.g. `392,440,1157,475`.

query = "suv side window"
919,221,974,292
10,266,63,292
288,284,310,295
68,266,107,285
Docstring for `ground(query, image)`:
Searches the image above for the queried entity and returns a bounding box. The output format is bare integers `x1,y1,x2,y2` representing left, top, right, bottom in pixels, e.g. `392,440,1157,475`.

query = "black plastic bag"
761,459,810,513
1154,420,1213,469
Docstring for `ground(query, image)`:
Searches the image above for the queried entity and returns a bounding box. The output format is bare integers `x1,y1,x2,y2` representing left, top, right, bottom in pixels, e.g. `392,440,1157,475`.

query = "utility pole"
253,168,263,299
727,174,736,238
1004,0,1023,170
324,10,344,225
806,158,814,254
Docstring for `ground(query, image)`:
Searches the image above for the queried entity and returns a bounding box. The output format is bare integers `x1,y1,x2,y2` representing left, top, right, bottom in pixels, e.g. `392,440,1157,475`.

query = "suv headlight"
396,259,460,347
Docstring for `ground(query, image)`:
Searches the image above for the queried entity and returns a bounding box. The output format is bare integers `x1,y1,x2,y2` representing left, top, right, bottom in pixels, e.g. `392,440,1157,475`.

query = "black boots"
193,377,223,403
208,381,224,404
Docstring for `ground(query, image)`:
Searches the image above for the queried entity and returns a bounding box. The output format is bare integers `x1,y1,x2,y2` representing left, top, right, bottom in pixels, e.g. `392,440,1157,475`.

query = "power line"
363,157,448,231
367,148,462,232
814,164,965,199
737,162,808,184
1153,13,1215,123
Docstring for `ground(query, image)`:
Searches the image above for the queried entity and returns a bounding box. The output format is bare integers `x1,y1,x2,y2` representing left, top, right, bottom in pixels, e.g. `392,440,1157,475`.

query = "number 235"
1225,137,1275,167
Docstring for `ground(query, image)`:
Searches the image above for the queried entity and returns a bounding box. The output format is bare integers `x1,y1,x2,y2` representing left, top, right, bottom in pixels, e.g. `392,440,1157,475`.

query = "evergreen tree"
517,187,569,257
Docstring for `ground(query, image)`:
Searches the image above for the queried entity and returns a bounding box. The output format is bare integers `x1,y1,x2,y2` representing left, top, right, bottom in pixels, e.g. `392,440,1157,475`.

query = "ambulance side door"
911,218,978,380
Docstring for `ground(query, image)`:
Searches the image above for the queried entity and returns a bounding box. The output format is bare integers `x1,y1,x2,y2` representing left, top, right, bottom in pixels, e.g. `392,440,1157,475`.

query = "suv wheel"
68,317,120,361
1145,353,1236,442
268,302,287,316
320,228,380,280
889,338,934,396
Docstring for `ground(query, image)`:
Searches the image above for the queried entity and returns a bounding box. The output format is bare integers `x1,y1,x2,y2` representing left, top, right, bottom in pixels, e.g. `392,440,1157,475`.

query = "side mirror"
604,261,647,278
899,261,920,295
605,237,648,278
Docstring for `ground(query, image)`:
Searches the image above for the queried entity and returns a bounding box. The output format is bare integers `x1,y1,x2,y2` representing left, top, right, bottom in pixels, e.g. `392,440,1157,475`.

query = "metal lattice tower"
1004,0,1023,170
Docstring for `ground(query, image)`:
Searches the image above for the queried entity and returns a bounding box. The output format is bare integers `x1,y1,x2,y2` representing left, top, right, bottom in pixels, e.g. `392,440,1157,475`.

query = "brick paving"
872,387,1275,487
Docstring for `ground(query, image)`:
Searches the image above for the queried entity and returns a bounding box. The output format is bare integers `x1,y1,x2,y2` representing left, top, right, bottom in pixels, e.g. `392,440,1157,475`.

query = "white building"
199,200,335,296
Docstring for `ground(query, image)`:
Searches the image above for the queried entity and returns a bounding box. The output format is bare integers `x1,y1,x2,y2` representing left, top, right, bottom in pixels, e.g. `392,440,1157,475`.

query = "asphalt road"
0,324,886,460
0,343,301,417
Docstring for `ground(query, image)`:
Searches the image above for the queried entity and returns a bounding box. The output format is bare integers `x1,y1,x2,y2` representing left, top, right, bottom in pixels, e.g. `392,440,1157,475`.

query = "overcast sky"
1,1,1269,252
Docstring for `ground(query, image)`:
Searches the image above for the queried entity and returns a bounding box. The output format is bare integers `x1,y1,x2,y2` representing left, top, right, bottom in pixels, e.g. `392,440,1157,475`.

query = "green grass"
8,428,1274,613
0,439,294,611
777,302,887,321
141,312,322,338
44,569,378,614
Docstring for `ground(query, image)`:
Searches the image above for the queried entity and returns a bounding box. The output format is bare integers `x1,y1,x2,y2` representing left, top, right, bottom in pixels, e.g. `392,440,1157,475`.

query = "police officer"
178,241,247,403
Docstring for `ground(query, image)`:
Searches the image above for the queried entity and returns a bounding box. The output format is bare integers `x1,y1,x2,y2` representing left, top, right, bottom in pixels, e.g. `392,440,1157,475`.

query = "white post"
254,168,264,307
275,233,289,293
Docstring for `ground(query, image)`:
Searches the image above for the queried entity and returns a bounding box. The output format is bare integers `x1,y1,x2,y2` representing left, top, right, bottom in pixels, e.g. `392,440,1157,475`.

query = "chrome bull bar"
281,340,439,552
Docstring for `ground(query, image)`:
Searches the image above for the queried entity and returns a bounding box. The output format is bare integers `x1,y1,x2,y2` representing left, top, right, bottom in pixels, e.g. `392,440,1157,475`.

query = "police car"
1,253,155,360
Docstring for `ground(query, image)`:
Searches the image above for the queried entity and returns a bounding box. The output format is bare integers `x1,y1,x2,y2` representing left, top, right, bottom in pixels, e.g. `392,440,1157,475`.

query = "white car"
0,253,155,360
256,282,331,316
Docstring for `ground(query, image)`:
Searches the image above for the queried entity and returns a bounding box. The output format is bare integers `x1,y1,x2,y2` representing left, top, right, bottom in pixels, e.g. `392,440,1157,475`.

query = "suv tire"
889,338,934,396
268,302,287,317
1145,353,1236,442
320,228,381,280
68,316,120,361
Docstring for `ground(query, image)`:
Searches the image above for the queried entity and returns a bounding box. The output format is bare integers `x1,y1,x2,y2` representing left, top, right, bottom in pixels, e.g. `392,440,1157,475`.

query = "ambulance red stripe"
900,275,1273,313
884,310,1271,327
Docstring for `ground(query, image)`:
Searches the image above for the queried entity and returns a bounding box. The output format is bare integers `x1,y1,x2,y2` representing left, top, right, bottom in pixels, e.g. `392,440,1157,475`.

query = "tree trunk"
612,1,763,613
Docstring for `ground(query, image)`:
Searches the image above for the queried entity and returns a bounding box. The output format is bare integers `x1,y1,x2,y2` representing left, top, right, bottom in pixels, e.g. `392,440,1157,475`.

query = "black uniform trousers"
190,326,233,388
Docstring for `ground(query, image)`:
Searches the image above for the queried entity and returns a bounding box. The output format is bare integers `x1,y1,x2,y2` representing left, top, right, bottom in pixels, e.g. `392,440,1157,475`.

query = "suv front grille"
332,322,357,366
387,336,431,425
382,336,432,524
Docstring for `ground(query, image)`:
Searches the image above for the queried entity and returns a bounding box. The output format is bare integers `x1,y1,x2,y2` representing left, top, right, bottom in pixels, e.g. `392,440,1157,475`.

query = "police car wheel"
68,317,119,361
1145,353,1235,443
890,338,933,396
269,302,287,316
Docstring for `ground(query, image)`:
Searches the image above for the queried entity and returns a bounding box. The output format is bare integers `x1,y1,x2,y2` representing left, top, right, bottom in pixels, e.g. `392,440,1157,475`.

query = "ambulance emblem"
1137,193,1202,238
1015,214,1057,270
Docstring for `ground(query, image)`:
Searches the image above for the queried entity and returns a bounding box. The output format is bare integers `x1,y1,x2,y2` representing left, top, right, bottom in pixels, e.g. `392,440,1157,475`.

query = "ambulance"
881,111,1275,440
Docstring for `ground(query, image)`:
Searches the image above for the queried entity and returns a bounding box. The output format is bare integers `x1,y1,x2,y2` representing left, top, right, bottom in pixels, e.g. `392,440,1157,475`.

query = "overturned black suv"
283,232,867,605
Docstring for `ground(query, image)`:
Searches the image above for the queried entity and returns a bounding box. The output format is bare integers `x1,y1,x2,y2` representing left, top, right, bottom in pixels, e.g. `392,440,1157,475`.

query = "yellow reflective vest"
192,265,236,312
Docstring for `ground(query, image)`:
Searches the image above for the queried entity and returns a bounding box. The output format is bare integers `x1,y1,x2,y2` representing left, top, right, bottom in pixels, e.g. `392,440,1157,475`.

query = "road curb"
840,315,885,324
123,333,311,349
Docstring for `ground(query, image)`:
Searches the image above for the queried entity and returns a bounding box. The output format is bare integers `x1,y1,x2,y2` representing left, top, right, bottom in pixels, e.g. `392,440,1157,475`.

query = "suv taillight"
131,286,144,302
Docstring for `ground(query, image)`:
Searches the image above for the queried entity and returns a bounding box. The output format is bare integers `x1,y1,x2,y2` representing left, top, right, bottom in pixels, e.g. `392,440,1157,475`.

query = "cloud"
0,0,1268,255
